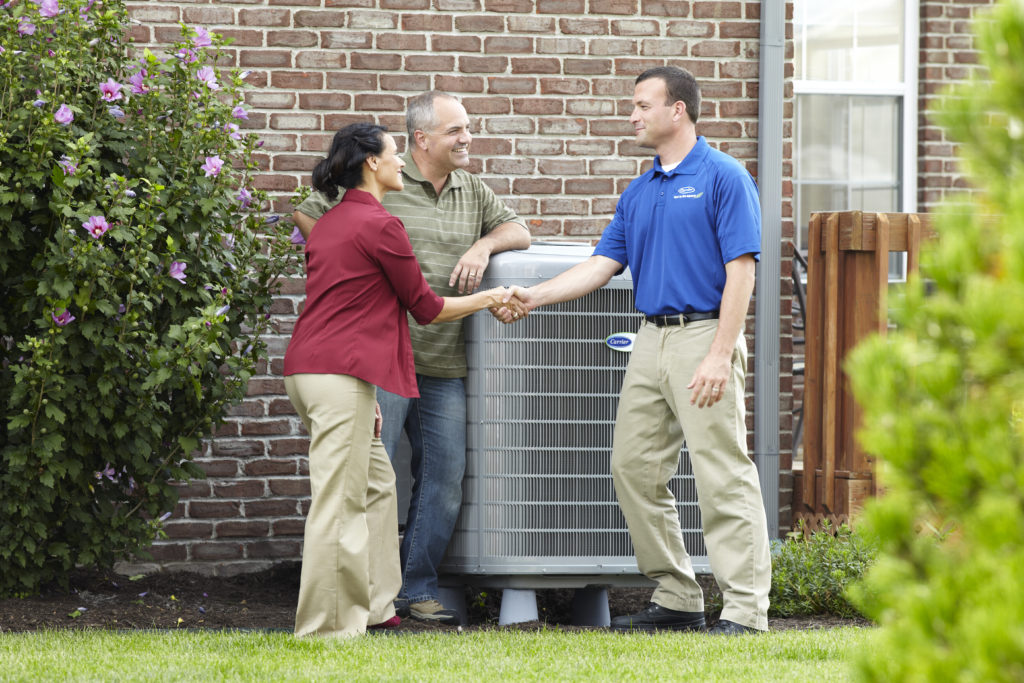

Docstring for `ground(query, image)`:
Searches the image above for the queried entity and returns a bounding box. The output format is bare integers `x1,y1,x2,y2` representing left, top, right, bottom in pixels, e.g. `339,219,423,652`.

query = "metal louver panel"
443,244,709,577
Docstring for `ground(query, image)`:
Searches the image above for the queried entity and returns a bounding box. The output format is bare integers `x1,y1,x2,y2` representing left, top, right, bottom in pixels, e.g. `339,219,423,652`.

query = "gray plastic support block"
498,588,539,625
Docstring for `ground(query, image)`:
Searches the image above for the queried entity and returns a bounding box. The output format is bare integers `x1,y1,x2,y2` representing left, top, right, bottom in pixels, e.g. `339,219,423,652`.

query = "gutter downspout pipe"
755,0,785,538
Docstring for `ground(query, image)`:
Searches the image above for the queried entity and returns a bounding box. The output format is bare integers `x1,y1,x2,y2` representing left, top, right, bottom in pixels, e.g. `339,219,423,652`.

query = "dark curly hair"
311,123,388,200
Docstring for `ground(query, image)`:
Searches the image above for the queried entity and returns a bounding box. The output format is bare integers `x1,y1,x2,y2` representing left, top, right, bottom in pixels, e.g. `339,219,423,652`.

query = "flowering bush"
0,0,297,595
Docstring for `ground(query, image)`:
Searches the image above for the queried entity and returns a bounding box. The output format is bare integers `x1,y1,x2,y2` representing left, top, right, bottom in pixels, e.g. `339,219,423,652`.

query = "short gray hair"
406,91,458,140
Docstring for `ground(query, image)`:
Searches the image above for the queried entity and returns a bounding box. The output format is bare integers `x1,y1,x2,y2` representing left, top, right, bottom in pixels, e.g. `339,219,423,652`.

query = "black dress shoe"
707,619,761,635
610,603,706,632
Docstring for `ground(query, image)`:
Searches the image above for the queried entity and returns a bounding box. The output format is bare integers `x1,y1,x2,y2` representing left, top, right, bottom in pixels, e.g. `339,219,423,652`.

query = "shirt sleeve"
373,216,445,325
472,175,524,236
592,194,629,269
713,165,762,264
295,190,342,220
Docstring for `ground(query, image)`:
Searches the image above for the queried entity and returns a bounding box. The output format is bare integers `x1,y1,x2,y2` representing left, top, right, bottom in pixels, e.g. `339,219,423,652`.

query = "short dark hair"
636,66,701,124
311,123,388,200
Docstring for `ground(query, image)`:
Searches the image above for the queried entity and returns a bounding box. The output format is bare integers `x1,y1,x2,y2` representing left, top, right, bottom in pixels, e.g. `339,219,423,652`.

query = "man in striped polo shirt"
293,91,531,625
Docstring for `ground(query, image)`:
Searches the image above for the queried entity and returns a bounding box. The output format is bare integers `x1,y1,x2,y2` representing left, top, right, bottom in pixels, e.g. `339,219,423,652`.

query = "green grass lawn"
0,627,872,682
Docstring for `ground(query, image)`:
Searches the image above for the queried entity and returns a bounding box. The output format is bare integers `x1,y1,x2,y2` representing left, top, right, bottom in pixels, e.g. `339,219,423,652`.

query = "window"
792,0,918,278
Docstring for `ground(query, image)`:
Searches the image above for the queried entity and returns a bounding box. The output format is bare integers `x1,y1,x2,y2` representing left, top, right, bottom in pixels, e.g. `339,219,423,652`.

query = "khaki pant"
285,373,401,638
611,320,771,630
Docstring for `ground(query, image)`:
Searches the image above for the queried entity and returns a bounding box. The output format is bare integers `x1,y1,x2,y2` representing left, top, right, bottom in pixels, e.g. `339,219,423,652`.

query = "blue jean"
376,375,466,604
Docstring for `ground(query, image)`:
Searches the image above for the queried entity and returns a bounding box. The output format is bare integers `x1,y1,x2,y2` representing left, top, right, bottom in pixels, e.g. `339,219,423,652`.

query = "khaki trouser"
611,320,771,630
285,373,401,638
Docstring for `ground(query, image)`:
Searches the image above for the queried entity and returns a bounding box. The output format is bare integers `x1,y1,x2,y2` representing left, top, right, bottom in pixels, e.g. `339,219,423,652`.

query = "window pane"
849,97,900,181
797,95,848,180
796,0,904,82
795,183,847,248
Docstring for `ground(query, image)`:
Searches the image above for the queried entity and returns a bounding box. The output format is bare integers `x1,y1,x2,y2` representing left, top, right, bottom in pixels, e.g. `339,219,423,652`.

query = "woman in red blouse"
283,123,520,639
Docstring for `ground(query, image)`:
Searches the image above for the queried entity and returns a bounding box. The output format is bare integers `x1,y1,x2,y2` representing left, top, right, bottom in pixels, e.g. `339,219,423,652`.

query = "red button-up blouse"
283,189,444,398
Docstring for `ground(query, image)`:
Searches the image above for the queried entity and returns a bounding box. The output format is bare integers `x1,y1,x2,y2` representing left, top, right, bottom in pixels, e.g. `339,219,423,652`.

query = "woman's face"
372,134,405,193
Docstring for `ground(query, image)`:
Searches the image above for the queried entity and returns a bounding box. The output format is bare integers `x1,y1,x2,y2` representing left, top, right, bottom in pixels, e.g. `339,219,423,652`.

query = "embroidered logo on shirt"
674,186,703,199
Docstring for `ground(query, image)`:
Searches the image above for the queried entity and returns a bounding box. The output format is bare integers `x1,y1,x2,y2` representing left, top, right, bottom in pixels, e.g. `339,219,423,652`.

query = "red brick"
537,37,587,55
611,19,659,36
559,18,608,35
227,401,266,418
253,174,302,192
293,10,346,27
192,543,244,561
240,50,292,68
538,117,587,135
485,0,533,11
693,1,740,18
590,159,636,175
378,33,427,51
511,57,561,74
212,439,266,458
436,0,480,9
565,178,615,195
299,93,352,110
721,21,760,38
247,541,302,558
459,56,509,73
512,98,563,115
273,155,321,172
513,178,562,194
527,219,562,235
509,16,556,33
404,55,456,72
237,9,291,25
699,121,744,138
175,481,213,499
199,460,241,477
327,73,378,91
486,116,536,134
537,0,584,12
462,96,512,115
540,78,590,95
351,53,402,71
467,137,512,154
129,6,182,22
402,13,452,31
434,75,486,93
517,139,565,155
245,500,300,517
433,35,482,52
718,60,758,79
322,32,373,50
565,218,611,235
592,39,640,57
590,119,633,136
487,158,536,175
382,0,430,8
540,198,589,214
268,30,317,48
216,521,270,538
213,29,263,47
270,71,324,89
269,478,312,497
484,36,534,54
272,519,308,536
148,544,189,562
348,10,399,29
641,0,691,17
244,459,299,476
456,15,505,32
479,177,507,193
190,501,242,519
247,378,288,395
591,0,637,13
564,59,612,75
215,481,266,498
538,159,586,175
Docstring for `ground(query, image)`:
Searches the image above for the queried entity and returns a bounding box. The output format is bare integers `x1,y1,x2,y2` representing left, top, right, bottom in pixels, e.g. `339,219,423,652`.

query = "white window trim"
792,0,919,278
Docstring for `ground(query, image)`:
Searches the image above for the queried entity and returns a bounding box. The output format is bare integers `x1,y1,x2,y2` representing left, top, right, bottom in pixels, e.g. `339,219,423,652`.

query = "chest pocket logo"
674,186,703,199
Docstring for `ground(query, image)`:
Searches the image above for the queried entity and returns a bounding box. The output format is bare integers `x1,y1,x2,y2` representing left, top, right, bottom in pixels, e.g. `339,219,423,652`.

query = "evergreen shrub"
845,1,1024,679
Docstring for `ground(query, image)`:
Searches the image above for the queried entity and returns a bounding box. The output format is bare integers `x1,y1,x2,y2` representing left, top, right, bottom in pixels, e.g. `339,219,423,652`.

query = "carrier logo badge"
674,186,704,199
605,332,636,352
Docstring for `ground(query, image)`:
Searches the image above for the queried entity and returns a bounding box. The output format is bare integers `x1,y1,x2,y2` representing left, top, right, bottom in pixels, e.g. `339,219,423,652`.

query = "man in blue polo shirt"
499,66,771,634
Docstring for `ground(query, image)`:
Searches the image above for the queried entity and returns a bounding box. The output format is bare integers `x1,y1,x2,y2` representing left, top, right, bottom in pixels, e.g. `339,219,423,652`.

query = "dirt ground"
0,563,869,633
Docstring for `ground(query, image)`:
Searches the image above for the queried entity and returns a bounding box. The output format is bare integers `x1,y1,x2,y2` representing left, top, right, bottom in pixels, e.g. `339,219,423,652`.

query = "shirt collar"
401,152,464,190
339,187,382,207
653,136,710,177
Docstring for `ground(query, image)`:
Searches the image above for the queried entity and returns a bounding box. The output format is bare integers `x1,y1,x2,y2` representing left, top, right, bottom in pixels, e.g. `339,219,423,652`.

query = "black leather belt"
644,311,719,327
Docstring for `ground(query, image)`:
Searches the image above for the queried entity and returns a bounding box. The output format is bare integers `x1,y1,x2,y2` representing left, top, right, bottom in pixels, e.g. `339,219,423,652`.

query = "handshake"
484,286,534,324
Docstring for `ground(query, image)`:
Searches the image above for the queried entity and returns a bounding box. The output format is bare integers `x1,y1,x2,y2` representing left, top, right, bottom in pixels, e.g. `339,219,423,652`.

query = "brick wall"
118,0,781,576
918,0,993,211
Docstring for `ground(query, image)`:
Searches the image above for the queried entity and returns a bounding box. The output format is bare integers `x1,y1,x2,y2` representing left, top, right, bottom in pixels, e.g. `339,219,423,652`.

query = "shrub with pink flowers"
0,0,298,595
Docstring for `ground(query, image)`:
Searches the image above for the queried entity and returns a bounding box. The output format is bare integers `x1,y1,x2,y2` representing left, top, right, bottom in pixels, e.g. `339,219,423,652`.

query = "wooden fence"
793,211,936,531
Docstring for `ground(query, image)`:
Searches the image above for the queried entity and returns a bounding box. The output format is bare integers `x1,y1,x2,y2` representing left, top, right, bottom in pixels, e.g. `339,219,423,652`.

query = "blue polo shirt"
594,136,761,316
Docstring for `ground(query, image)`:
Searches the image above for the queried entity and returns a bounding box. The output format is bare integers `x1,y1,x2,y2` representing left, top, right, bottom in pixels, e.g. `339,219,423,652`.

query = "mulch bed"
0,563,870,633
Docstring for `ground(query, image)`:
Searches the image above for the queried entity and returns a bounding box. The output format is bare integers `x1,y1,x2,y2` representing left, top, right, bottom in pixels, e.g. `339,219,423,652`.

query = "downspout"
755,0,785,538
